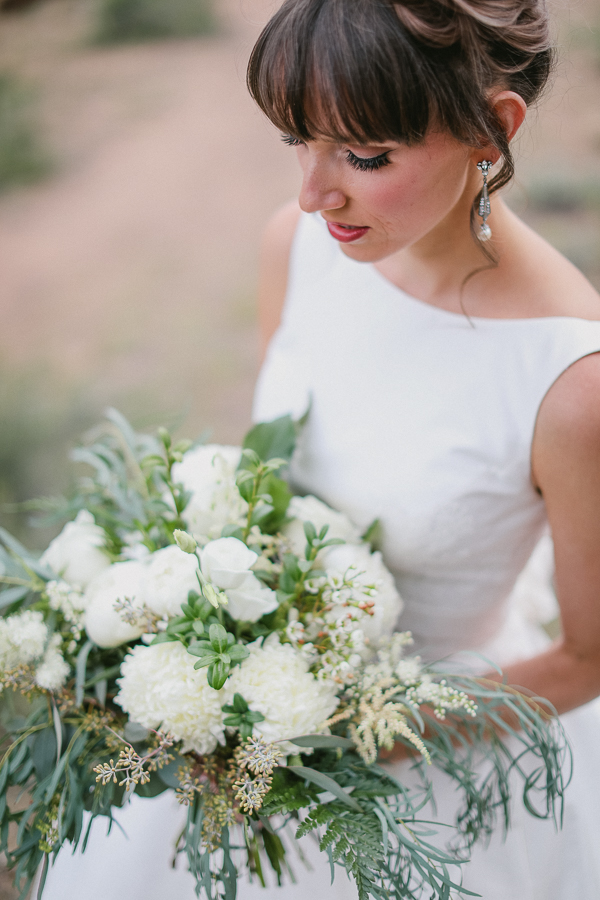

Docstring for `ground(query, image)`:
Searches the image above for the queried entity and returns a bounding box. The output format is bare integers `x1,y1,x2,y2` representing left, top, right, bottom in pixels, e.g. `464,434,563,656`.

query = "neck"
376,190,515,313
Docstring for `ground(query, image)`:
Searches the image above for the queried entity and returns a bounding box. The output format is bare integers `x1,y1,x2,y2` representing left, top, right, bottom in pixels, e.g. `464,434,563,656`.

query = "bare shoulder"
257,200,302,360
509,214,600,320
532,352,600,491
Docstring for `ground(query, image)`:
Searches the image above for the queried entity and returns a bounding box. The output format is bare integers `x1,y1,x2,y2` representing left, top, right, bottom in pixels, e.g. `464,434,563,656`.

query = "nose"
297,152,346,214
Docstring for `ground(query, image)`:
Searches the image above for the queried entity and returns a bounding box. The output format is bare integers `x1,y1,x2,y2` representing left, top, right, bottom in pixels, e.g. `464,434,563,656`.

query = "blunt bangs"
247,0,437,145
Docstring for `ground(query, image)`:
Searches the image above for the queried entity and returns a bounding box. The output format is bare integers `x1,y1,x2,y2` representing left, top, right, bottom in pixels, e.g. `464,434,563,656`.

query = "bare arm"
499,351,600,714
257,200,302,364
382,353,600,762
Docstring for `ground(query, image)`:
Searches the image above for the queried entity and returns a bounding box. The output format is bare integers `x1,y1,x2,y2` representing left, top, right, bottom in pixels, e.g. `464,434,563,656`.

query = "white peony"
40,510,110,589
172,445,247,541
83,560,148,648
224,637,339,753
115,641,226,754
320,543,403,647
200,538,278,622
143,545,199,618
0,610,48,670
35,634,70,691
284,495,362,557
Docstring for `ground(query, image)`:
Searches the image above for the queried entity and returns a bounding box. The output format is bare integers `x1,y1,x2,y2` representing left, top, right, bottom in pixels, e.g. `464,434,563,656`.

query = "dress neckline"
362,255,599,327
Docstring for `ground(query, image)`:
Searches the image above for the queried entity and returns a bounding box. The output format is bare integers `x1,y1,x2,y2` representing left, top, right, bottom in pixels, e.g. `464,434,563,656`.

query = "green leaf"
227,644,250,663
242,415,296,464
207,659,230,690
221,524,244,541
209,623,229,653
0,586,30,609
286,766,362,811
75,640,94,706
290,734,355,750
303,521,317,544
192,621,205,636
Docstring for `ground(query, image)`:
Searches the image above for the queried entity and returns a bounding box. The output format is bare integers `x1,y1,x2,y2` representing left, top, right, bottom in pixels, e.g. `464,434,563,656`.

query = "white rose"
83,560,148,648
115,641,226,754
143,545,199,618
40,510,110,589
224,636,339,753
321,543,403,646
172,445,247,541
200,538,278,622
284,495,362,557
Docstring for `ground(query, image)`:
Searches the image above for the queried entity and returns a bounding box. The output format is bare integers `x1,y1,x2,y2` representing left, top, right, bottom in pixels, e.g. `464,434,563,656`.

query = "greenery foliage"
95,0,216,44
0,74,50,193
0,412,572,900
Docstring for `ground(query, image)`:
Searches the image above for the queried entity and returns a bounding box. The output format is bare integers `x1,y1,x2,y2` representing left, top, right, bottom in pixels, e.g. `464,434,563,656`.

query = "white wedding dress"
41,212,600,899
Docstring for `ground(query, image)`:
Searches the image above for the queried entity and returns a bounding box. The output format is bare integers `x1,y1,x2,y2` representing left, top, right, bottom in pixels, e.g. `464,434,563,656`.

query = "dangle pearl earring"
476,160,493,242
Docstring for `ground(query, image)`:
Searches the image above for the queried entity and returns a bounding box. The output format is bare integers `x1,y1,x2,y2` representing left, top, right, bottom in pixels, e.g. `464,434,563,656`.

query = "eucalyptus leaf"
290,734,355,750
285,766,362,812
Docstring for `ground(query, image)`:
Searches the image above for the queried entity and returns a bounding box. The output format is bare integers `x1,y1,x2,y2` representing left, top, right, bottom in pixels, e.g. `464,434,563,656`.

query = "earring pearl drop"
476,160,493,242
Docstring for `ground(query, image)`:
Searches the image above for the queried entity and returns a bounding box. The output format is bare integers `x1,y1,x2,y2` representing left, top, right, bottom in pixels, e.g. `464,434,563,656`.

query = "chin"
338,240,398,264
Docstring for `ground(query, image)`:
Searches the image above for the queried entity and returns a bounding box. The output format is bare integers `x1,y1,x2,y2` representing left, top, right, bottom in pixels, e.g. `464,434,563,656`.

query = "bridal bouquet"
0,411,569,900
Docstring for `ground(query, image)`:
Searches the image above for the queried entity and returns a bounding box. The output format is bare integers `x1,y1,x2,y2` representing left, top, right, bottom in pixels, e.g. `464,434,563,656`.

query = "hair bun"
394,0,551,58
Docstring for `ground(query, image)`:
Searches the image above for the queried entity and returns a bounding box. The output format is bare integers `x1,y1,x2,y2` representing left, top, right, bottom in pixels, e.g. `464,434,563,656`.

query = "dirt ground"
0,0,599,894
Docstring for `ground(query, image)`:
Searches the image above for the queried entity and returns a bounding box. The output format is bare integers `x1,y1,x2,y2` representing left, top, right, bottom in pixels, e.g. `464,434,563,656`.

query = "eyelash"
281,135,390,172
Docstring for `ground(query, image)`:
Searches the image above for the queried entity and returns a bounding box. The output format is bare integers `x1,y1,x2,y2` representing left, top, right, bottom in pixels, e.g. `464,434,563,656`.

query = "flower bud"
173,530,197,554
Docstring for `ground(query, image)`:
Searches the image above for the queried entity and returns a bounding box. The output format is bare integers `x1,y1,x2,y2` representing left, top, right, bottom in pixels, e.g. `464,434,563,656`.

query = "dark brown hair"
247,0,553,240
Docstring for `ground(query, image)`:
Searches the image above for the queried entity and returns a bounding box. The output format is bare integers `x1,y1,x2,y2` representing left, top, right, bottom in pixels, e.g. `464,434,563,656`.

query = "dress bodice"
253,212,600,661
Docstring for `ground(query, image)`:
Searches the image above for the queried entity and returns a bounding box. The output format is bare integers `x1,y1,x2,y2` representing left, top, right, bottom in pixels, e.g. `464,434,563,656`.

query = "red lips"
326,221,370,243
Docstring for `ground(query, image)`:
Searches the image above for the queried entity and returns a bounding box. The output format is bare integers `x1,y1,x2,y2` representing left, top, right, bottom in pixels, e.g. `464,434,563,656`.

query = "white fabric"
41,211,600,899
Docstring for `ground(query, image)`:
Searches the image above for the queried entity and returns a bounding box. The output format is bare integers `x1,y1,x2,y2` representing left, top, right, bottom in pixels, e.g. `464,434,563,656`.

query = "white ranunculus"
83,560,148,648
226,575,279,623
199,537,258,589
284,495,362,557
143,545,199,618
35,634,70,691
224,637,339,753
172,445,247,541
321,543,403,647
115,641,225,754
200,538,278,622
0,610,48,671
40,510,110,589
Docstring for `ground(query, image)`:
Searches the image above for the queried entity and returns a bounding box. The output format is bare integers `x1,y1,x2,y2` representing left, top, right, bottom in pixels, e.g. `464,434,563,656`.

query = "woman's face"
287,130,478,262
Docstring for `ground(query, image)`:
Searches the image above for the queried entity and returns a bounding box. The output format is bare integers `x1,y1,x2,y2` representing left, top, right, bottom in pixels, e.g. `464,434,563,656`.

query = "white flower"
35,634,70,691
83,561,148,648
320,543,403,647
46,580,86,626
284,495,362,557
395,657,422,686
115,641,225,754
142,545,199,618
0,610,48,670
224,637,339,753
200,538,278,623
172,445,247,541
40,510,110,589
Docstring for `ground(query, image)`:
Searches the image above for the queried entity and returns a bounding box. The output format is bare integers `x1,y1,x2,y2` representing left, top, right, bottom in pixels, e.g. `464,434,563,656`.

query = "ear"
471,90,528,164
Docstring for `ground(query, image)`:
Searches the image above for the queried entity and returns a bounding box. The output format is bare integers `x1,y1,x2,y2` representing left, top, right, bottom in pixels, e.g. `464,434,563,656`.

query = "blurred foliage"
0,367,96,550
95,0,216,43
0,73,50,192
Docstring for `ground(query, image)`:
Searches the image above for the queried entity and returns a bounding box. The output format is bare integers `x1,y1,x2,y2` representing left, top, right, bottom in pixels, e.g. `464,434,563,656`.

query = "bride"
41,0,600,898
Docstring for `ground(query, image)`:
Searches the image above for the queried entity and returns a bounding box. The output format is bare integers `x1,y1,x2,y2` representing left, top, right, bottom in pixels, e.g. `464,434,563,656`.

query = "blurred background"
0,0,599,894
0,0,599,544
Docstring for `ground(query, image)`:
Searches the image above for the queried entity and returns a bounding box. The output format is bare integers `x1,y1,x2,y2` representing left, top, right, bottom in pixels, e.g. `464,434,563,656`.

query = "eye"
345,149,390,172
281,134,304,147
